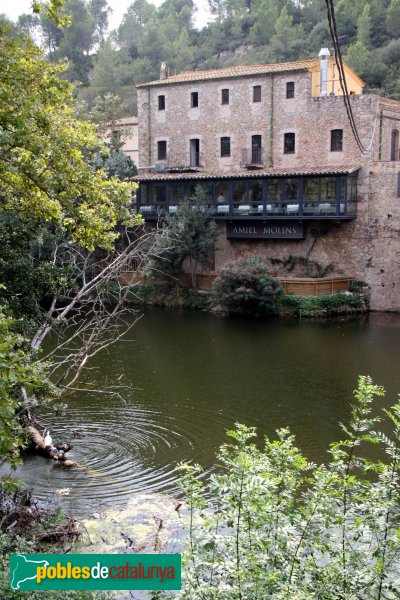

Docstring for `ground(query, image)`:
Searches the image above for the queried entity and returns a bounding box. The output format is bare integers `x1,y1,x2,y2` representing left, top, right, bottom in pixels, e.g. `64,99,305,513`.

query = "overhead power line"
324,0,369,155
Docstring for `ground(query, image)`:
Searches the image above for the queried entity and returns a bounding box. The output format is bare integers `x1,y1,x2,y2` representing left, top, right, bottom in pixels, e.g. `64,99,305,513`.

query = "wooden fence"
119,272,354,296
278,277,354,296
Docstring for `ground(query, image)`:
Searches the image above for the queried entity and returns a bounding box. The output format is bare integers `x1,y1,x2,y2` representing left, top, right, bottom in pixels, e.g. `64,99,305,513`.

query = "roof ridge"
137,58,320,88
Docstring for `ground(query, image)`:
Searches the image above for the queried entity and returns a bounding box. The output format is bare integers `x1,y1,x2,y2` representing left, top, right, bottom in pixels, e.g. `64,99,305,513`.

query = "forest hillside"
6,0,400,118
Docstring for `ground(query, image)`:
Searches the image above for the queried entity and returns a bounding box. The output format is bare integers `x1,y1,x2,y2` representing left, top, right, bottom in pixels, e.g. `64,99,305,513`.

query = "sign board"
227,221,305,240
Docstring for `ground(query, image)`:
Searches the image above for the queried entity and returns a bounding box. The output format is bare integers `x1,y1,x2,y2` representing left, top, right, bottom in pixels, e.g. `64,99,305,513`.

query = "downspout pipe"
147,87,152,166
269,75,274,167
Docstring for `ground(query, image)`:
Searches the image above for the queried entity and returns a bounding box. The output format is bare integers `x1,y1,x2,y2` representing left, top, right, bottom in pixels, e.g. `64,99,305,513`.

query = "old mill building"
135,49,400,311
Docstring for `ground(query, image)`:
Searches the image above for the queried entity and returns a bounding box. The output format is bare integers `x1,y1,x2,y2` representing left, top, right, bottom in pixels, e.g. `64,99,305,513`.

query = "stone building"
135,52,400,311
106,116,139,166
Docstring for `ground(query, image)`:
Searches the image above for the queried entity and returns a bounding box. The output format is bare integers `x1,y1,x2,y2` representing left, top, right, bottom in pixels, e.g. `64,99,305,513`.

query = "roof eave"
136,66,314,89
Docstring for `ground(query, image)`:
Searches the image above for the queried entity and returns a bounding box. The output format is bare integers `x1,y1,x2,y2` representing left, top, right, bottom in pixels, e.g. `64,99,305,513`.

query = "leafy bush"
279,292,363,316
170,377,400,599
349,280,369,293
211,254,283,316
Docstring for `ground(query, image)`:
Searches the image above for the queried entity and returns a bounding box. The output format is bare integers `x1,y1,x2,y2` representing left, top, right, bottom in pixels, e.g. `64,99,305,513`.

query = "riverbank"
126,279,369,318
0,487,181,599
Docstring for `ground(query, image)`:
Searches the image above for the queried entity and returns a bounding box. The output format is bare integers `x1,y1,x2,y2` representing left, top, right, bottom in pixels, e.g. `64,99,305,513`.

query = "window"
157,140,167,160
253,85,261,102
191,92,199,108
251,135,262,164
331,129,343,152
158,95,165,110
391,129,399,161
284,133,295,154
286,82,295,99
221,88,229,105
190,139,200,166
283,179,299,201
220,137,231,157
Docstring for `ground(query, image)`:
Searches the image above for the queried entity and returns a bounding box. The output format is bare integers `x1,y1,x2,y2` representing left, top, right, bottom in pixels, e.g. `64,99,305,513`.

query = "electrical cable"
324,0,370,155
325,0,365,152
325,0,364,149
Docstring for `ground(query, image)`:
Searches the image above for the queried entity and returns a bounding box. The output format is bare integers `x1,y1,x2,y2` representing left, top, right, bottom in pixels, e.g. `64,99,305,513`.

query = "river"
4,310,400,516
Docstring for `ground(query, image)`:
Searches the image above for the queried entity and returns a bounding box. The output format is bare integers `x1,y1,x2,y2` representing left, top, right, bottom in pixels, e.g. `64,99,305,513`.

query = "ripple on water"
5,397,228,515
5,310,399,517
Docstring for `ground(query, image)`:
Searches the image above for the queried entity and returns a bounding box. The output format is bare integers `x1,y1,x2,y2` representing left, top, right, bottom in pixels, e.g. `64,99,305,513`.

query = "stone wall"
138,73,380,171
137,72,400,311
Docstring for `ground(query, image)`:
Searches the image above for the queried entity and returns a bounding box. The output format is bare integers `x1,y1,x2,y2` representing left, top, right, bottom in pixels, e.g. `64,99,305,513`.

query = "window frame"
220,136,231,158
158,95,165,111
157,140,167,161
391,129,399,161
331,129,343,152
221,88,230,105
253,85,261,103
191,91,199,108
286,82,295,99
284,132,296,154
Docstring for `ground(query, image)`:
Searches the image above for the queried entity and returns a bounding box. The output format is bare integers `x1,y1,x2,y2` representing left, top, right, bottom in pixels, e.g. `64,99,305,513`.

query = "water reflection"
4,311,400,516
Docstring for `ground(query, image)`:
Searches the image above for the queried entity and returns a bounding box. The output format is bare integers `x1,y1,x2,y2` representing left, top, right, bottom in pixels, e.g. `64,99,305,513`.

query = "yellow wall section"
310,58,365,97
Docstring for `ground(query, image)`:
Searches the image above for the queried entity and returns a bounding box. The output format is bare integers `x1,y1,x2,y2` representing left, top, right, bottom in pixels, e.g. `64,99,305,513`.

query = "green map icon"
10,554,49,590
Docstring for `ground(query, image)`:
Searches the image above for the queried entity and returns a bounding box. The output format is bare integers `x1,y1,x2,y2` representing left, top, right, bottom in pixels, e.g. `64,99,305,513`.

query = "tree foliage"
144,187,219,288
28,0,400,111
0,15,146,475
0,24,140,251
170,376,400,599
0,309,57,469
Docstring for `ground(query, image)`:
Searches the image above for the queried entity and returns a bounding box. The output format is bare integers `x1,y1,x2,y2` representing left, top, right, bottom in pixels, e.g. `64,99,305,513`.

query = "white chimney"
160,62,168,80
318,48,331,97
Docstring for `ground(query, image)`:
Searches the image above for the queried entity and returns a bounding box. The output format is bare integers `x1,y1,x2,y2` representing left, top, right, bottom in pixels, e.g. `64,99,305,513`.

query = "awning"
133,165,360,183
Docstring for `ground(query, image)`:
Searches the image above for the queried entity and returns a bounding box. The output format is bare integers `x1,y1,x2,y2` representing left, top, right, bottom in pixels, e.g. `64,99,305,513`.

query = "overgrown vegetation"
279,291,367,316
0,310,57,472
144,187,219,288
0,486,112,599
269,254,335,278
169,376,400,599
129,281,210,310
211,253,283,316
0,11,150,480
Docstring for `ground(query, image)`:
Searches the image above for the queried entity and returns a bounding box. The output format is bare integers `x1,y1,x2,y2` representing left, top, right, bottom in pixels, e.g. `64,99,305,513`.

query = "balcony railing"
241,147,265,167
158,152,204,172
137,200,356,219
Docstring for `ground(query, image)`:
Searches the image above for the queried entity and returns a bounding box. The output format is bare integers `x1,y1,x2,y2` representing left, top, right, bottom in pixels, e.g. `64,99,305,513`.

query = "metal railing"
137,200,356,219
162,152,204,171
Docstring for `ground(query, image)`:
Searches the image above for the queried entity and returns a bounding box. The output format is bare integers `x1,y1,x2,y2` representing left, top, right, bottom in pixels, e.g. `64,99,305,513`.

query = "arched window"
391,129,399,161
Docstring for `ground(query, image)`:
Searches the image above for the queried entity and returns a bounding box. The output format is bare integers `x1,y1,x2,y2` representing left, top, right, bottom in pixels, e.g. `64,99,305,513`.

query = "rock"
77,494,183,555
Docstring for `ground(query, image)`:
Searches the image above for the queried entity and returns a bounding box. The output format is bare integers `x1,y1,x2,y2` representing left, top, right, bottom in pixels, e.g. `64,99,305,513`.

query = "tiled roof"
137,59,319,88
114,116,138,125
134,165,360,182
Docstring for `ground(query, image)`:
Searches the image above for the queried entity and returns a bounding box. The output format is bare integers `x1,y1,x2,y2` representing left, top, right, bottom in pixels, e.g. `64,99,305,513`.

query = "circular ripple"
8,396,229,516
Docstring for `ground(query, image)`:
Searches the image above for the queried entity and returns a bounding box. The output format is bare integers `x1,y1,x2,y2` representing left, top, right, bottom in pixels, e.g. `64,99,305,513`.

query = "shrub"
211,254,283,316
349,280,369,293
279,292,363,316
170,377,400,599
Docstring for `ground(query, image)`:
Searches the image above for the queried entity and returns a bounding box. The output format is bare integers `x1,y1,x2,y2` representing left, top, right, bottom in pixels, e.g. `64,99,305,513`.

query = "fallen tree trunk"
27,426,73,462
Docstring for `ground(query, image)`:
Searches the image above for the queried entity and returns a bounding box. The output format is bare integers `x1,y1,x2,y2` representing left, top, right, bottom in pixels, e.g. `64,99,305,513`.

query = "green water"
6,310,400,516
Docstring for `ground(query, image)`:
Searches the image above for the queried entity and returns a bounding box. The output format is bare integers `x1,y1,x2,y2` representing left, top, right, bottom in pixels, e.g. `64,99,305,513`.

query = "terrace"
134,168,359,221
